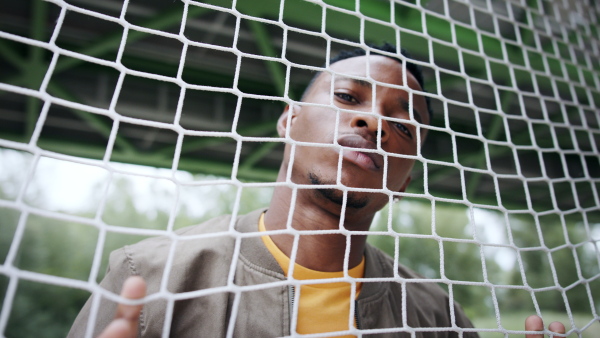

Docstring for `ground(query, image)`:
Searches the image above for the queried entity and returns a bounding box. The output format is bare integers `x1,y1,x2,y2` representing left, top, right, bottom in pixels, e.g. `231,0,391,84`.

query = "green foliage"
0,210,98,337
5,280,90,338
16,215,98,280
0,207,20,266
504,213,600,314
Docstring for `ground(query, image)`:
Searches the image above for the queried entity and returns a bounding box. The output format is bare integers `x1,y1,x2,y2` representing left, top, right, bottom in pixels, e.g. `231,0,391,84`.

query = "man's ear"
277,104,298,138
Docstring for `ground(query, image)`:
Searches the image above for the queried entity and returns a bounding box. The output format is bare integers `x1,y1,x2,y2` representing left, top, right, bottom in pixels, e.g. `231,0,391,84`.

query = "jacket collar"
236,208,286,277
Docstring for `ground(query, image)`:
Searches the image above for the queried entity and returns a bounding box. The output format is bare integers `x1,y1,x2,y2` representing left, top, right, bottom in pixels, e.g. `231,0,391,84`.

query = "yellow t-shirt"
259,214,365,337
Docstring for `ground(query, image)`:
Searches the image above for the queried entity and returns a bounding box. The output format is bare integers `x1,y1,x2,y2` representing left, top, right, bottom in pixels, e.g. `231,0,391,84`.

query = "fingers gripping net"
0,0,599,337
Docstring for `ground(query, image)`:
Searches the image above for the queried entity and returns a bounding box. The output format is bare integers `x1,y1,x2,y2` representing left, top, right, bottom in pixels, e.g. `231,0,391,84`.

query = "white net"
0,0,599,337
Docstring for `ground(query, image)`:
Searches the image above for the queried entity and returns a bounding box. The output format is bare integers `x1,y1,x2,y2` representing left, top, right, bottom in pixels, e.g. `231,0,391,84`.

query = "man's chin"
308,172,368,209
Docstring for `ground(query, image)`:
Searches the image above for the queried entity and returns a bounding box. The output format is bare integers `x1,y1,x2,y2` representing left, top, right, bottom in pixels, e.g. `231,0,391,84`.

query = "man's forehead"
329,54,395,71
322,55,421,89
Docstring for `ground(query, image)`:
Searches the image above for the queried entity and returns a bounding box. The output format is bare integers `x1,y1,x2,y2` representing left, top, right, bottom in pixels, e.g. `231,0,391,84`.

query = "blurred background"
1,0,599,336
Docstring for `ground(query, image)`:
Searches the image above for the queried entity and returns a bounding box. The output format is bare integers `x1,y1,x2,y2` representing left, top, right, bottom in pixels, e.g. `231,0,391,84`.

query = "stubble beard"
308,172,368,209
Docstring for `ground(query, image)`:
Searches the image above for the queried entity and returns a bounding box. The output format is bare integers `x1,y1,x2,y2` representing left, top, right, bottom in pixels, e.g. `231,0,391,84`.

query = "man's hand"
98,276,147,338
525,315,566,338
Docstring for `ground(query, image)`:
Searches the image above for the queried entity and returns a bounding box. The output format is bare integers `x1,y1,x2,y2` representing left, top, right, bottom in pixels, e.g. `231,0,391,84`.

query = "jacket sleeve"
67,247,137,338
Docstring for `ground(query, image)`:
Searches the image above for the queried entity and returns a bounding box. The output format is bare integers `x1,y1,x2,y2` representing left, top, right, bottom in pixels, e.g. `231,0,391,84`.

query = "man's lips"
337,135,384,170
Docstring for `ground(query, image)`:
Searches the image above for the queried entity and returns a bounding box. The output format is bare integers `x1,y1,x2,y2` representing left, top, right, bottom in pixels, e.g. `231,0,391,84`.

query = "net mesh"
0,0,599,337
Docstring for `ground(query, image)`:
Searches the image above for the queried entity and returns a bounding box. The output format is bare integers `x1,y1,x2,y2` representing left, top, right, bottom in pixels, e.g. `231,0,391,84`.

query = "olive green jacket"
68,209,478,337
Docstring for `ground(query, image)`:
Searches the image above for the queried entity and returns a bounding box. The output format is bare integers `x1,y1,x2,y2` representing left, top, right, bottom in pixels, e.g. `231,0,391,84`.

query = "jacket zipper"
354,300,362,330
288,285,295,331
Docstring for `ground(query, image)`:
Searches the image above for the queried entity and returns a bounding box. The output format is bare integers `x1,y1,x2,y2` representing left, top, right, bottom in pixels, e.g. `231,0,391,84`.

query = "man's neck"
263,180,374,272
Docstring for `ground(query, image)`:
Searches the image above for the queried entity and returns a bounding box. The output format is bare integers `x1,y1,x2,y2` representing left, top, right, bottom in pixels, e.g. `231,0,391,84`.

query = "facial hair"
308,172,368,209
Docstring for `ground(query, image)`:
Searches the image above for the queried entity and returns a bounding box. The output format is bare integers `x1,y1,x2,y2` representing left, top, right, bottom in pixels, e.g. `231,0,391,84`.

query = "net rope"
0,0,599,337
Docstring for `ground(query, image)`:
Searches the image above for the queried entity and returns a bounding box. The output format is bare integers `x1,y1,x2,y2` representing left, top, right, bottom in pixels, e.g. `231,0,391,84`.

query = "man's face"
278,55,429,213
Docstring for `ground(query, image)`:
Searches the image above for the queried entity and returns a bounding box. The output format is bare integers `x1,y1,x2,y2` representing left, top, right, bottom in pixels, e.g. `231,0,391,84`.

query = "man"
70,44,565,337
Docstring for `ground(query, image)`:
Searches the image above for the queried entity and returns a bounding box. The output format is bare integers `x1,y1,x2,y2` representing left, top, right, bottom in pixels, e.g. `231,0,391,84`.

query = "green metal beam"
465,91,514,199
322,0,354,11
54,5,209,74
0,5,209,91
170,135,235,157
29,0,47,68
229,14,297,180
25,96,41,140
358,0,391,22
4,0,576,101
421,106,574,193
246,18,291,99
9,3,209,159
3,0,589,99
404,177,576,212
47,82,135,153
163,119,278,156
239,135,280,170
1,4,210,144
424,124,532,188
2,0,593,194
423,5,584,191
237,0,577,92
236,119,278,136
25,0,49,139
0,40,28,71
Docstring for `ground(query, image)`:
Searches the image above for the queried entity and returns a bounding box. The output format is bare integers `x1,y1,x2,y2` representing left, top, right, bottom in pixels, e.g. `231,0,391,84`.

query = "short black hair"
301,43,432,122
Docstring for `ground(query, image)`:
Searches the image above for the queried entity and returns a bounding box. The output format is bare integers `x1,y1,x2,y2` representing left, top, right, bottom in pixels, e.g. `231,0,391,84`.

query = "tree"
505,212,600,314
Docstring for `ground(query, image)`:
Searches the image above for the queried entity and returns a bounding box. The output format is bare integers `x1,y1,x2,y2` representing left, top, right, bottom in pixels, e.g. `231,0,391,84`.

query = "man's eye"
394,122,412,138
334,93,358,103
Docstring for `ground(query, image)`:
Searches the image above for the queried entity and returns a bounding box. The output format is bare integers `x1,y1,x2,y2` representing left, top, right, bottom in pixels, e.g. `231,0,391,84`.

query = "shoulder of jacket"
107,214,237,273
133,213,232,246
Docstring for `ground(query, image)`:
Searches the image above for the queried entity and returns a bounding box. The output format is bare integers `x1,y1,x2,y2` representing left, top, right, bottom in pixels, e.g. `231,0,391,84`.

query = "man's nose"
349,113,389,143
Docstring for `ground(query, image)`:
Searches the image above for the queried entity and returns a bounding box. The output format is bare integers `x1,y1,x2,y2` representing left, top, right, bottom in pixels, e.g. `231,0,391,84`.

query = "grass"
471,312,599,337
